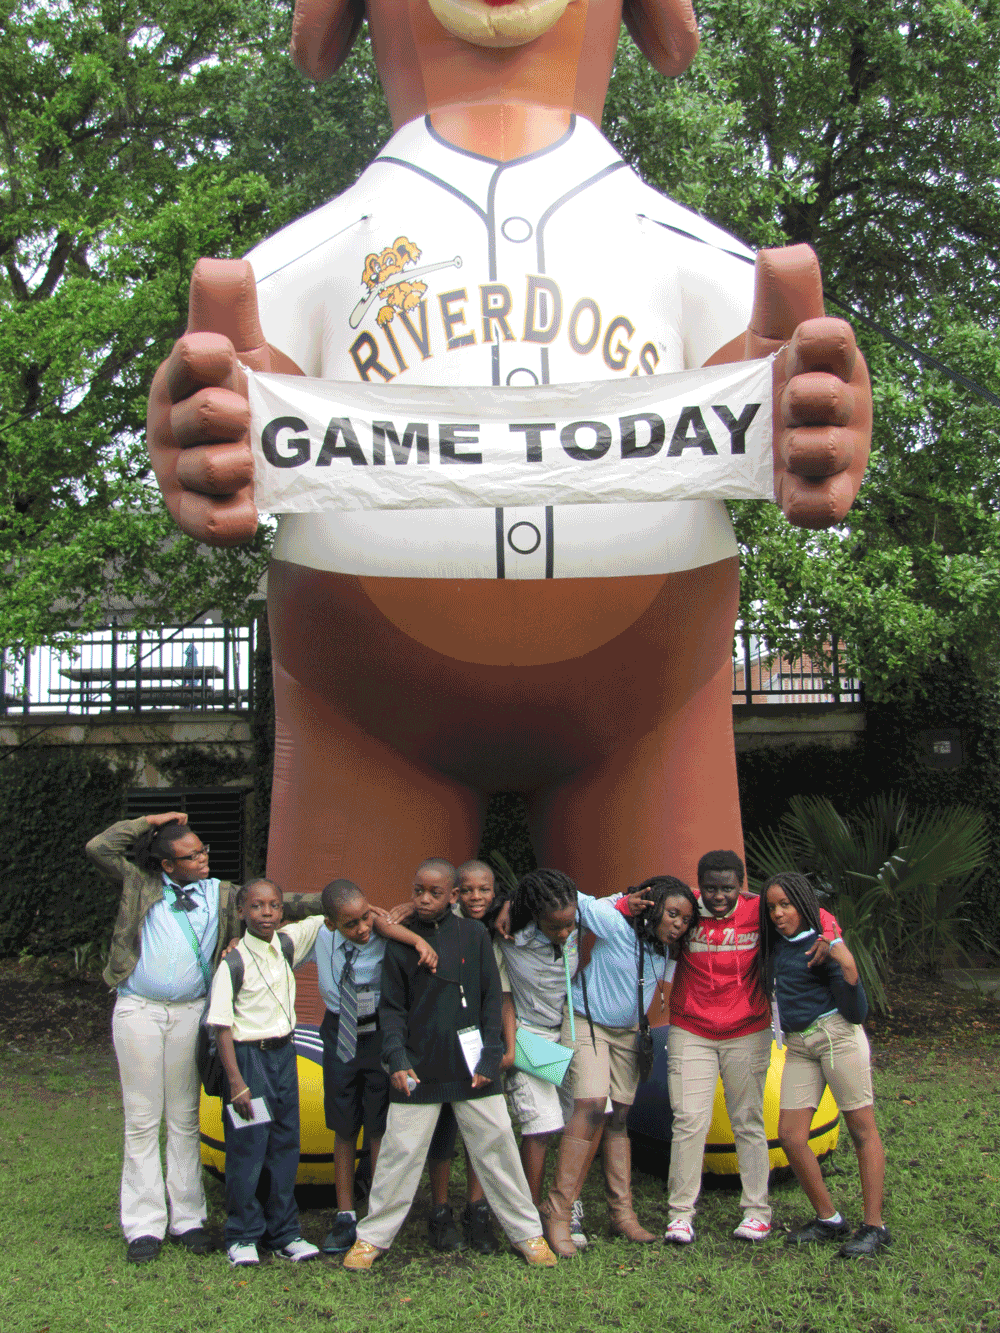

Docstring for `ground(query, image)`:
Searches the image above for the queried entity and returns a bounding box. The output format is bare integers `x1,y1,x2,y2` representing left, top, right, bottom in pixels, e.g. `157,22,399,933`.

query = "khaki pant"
666,1024,772,1225
112,994,207,1242
357,1095,542,1249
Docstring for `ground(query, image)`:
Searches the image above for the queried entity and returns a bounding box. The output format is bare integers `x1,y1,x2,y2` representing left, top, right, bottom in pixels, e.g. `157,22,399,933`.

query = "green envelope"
513,1028,574,1086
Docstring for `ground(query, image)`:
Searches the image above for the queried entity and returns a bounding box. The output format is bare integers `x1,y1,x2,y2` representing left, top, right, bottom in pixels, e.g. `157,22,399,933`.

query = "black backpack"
197,933,296,1098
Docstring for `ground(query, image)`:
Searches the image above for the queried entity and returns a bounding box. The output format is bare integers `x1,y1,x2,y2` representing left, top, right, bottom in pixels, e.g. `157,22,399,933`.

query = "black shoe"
322,1212,358,1254
427,1204,465,1251
171,1227,213,1255
839,1224,892,1258
126,1235,162,1265
462,1201,500,1255
785,1217,851,1247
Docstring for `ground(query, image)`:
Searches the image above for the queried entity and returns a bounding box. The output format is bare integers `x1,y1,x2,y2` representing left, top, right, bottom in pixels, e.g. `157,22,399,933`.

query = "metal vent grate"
125,788,247,884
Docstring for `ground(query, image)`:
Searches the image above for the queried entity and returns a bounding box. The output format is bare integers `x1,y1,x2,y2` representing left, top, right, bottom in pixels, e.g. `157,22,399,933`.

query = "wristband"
828,937,843,947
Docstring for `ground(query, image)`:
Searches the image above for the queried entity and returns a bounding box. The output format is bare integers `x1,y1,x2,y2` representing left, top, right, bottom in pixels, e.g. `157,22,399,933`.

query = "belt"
235,1033,293,1051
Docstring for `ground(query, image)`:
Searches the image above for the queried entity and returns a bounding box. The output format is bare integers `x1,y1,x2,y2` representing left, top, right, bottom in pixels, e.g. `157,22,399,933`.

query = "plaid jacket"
89,818,241,991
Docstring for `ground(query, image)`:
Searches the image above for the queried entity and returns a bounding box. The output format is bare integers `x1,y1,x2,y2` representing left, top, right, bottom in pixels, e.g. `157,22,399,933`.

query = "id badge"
356,987,377,1021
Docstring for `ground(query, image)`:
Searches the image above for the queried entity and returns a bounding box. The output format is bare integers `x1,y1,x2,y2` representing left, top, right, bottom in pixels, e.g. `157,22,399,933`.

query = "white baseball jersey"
249,114,756,580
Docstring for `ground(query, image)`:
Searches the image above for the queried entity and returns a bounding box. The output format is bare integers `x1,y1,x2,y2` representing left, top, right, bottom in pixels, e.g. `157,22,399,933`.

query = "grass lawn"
2,970,999,1333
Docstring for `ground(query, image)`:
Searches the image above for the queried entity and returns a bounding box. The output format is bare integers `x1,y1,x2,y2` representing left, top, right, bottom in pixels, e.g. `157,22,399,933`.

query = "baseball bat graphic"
349,256,463,328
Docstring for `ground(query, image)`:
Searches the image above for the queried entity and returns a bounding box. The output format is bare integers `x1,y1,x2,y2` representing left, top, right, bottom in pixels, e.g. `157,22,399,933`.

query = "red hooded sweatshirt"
616,891,838,1041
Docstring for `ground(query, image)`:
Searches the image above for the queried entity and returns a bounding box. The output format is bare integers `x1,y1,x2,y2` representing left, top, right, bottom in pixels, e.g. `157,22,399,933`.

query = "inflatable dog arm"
147,243,871,544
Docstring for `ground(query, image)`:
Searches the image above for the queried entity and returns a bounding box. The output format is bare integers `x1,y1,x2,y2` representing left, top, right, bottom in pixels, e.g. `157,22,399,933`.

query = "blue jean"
223,1041,300,1248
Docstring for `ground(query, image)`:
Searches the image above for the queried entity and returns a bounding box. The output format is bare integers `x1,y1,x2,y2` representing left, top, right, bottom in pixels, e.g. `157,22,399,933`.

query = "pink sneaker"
733,1217,771,1241
663,1218,695,1244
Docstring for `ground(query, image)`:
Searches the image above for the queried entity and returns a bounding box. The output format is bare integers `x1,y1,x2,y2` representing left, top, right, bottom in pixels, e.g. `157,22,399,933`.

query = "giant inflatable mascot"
147,0,871,903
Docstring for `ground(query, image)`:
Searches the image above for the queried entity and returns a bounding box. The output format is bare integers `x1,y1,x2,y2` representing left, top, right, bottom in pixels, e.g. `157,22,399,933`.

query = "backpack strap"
224,949,245,1001
278,932,295,969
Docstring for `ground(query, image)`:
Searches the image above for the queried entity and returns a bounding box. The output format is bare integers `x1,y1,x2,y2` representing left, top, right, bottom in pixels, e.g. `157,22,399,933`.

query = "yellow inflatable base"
703,1040,840,1175
201,1031,838,1186
200,1025,339,1187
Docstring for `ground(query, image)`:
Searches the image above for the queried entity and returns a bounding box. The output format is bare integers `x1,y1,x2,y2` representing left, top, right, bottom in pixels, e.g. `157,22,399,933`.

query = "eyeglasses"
172,845,210,862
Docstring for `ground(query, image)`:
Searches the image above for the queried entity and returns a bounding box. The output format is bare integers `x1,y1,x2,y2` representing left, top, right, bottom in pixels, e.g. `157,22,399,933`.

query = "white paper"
247,357,776,514
227,1097,272,1128
457,1026,484,1078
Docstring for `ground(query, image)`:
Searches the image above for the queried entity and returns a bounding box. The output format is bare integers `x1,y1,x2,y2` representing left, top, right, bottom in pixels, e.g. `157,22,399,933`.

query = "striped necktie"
336,944,359,1062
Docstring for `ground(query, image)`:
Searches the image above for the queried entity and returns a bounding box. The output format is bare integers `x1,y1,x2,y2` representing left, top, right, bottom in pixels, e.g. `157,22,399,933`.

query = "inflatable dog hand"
748,245,872,530
146,259,302,547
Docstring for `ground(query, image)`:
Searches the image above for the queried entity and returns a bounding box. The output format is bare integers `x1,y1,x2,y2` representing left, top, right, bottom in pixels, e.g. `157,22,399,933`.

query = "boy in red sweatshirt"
626,851,834,1244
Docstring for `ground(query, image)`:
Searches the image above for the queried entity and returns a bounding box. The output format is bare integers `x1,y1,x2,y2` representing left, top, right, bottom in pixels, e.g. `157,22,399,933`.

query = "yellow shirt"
207,916,324,1041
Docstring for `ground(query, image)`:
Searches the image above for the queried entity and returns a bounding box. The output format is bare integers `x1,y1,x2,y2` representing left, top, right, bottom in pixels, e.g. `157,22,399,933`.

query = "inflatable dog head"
292,0,699,126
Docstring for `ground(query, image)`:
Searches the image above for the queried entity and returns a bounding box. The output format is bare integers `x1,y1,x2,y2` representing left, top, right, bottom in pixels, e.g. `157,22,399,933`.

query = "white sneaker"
733,1217,771,1242
663,1218,695,1245
227,1242,259,1267
274,1237,320,1262
570,1199,589,1249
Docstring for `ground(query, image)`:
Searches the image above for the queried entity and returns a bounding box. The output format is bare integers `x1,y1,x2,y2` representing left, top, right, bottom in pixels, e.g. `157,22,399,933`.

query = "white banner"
247,357,775,514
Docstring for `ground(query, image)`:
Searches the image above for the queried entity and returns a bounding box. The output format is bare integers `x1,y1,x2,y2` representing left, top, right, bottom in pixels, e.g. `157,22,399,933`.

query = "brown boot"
541,1135,593,1258
603,1129,656,1242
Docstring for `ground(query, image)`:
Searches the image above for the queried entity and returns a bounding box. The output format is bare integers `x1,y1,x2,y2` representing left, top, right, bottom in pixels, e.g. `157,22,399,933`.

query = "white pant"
358,1096,542,1249
112,994,207,1241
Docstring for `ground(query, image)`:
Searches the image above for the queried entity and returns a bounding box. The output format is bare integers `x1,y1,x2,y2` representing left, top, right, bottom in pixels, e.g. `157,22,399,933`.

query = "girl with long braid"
759,872,890,1258
541,874,696,1257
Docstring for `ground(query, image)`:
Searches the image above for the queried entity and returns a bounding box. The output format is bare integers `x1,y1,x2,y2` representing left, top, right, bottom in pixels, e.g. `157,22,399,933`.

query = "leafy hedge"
0,748,131,956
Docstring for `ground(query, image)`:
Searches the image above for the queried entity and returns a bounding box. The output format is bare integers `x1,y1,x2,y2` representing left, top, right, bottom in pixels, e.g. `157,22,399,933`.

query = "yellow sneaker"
343,1239,383,1270
515,1236,558,1267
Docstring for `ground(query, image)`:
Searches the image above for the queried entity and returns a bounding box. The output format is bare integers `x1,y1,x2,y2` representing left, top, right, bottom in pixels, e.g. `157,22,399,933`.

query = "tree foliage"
0,0,389,658
605,0,1000,697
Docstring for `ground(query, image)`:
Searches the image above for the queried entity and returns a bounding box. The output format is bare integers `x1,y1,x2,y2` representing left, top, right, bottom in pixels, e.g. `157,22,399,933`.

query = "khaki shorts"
561,1009,640,1107
780,1011,873,1113
505,1024,574,1137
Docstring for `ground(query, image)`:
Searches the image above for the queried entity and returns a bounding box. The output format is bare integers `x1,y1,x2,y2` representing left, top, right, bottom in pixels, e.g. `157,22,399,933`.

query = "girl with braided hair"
498,870,589,1241
540,874,695,1257
760,872,890,1258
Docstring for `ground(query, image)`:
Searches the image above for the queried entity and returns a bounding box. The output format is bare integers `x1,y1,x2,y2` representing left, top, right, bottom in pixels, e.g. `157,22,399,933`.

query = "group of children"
94,811,888,1269
204,848,889,1269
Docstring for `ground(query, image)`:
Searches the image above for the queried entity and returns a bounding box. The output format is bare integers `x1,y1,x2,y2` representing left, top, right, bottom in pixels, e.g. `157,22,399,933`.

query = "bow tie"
170,886,199,913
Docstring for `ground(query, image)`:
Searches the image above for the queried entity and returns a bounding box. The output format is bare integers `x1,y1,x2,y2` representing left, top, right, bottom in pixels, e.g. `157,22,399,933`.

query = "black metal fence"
0,621,256,717
732,630,863,705
0,620,861,717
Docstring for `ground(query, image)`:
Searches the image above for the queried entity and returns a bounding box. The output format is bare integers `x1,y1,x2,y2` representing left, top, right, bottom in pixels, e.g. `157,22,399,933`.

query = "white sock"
821,1212,843,1225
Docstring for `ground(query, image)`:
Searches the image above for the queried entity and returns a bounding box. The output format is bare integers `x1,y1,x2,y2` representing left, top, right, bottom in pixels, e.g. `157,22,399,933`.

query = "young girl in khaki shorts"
759,872,890,1258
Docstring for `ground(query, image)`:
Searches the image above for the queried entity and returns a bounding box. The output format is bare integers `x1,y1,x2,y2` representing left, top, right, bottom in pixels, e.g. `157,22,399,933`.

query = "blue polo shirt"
570,892,675,1028
119,875,220,1002
312,925,387,1020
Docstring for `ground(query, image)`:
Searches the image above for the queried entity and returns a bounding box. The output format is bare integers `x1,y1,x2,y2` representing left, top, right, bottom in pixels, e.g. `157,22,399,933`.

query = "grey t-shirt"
499,925,579,1030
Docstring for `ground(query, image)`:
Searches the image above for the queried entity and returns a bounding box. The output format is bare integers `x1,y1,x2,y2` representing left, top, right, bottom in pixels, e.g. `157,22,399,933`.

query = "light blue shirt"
119,875,220,1003
570,893,675,1028
312,925,386,1017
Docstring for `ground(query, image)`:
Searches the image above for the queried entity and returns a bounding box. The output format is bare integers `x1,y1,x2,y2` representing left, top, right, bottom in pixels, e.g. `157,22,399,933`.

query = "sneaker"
462,1200,500,1254
569,1199,589,1249
785,1216,851,1247
126,1235,162,1265
733,1217,771,1242
171,1227,213,1255
322,1212,358,1254
839,1224,892,1258
343,1239,383,1271
427,1204,465,1251
273,1237,320,1262
227,1242,259,1267
514,1236,558,1267
663,1218,695,1245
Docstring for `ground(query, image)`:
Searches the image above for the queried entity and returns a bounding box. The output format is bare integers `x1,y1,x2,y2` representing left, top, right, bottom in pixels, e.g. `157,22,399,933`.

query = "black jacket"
379,910,503,1104
772,930,868,1033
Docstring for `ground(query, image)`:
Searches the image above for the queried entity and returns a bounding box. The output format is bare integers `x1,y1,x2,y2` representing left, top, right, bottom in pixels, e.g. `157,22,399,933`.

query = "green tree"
604,0,1000,698
0,0,390,660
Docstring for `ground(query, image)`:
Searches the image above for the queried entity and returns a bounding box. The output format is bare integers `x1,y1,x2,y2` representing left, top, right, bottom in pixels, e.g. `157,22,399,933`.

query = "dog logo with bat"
350,236,462,330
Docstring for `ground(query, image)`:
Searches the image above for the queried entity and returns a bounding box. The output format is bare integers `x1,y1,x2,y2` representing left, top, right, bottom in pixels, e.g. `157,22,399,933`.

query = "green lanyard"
163,883,213,991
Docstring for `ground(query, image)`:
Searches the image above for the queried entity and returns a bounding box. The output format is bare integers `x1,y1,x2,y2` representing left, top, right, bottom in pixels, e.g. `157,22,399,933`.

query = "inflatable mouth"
427,0,574,47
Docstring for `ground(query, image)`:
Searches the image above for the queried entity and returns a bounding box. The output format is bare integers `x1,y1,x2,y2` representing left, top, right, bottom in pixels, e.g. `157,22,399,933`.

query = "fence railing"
0,621,860,718
732,630,862,705
0,621,256,717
